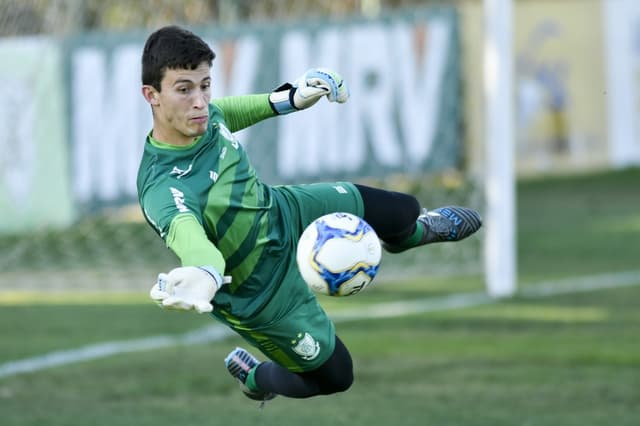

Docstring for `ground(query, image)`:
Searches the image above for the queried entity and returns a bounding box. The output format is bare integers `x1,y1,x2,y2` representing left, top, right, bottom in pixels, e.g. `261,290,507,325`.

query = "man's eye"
178,87,189,93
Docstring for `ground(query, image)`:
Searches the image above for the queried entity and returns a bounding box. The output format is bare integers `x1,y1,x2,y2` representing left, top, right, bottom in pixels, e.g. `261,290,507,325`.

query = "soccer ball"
296,212,382,297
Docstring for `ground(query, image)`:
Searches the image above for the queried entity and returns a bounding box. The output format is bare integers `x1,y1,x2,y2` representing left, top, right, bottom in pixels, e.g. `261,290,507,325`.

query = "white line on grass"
0,323,234,379
1,270,638,379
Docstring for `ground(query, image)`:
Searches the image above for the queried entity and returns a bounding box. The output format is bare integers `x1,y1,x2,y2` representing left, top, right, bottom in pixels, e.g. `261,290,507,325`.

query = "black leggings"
355,184,421,244
255,335,353,398
253,186,421,398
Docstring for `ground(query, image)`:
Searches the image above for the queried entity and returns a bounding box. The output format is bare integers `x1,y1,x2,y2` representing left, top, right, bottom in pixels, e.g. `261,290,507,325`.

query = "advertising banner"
0,38,73,233
67,8,461,210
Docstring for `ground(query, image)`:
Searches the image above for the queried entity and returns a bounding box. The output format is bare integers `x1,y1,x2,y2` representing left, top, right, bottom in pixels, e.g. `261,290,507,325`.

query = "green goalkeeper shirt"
137,94,293,318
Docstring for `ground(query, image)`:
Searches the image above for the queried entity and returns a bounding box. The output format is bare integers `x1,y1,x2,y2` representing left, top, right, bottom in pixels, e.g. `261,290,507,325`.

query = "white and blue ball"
296,212,382,297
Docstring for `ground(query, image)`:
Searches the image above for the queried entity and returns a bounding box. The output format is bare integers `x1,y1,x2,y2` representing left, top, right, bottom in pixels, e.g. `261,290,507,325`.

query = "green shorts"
213,182,364,372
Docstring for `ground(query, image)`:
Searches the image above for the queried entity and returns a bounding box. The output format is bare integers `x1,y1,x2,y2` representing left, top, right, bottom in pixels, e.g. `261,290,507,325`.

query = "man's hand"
149,266,224,313
269,68,349,115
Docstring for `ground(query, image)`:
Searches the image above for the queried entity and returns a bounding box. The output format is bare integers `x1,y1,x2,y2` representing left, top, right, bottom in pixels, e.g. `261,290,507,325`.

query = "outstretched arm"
212,94,274,133
213,68,349,132
268,68,349,114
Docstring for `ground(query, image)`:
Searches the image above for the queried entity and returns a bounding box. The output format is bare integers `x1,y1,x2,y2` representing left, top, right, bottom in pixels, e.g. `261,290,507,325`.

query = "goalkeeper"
138,25,481,402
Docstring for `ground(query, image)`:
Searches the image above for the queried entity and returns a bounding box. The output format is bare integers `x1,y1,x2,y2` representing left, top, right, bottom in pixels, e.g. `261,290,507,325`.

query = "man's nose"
193,91,207,109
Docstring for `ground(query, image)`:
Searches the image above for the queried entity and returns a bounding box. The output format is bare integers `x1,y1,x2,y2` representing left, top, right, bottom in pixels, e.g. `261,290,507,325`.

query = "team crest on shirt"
291,332,320,360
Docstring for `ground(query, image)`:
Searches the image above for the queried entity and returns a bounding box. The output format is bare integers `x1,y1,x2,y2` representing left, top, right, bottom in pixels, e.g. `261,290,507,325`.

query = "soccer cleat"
384,206,482,253
224,347,276,402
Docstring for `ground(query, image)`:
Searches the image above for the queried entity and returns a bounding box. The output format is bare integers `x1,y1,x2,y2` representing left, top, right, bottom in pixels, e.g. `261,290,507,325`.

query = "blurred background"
0,1,639,425
1,0,638,291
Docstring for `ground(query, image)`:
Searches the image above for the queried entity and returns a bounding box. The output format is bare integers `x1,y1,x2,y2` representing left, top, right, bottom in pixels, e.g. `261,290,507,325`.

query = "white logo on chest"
170,164,192,179
169,187,189,213
218,123,239,149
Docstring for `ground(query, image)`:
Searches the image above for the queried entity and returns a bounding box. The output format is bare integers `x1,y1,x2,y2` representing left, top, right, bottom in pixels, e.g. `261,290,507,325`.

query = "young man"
138,25,481,402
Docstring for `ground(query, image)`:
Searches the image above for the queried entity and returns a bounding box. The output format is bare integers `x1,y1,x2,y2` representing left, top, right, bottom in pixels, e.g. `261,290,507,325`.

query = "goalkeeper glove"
269,68,349,115
149,266,224,314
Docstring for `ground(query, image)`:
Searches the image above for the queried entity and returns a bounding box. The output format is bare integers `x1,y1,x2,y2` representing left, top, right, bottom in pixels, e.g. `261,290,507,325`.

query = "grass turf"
1,285,638,426
1,168,640,425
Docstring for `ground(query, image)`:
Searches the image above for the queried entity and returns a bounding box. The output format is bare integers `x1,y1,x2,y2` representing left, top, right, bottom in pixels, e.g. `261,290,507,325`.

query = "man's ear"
142,85,160,106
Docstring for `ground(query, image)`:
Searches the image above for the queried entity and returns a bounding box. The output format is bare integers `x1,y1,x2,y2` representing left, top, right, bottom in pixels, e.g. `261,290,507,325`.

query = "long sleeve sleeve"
212,94,276,133
166,213,226,274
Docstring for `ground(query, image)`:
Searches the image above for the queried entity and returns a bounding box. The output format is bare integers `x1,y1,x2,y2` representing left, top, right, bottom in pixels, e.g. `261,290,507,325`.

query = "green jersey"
138,96,279,314
137,95,364,370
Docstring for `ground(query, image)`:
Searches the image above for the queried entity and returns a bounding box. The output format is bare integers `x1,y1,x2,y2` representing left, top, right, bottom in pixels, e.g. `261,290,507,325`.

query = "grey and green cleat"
384,206,482,253
224,347,276,402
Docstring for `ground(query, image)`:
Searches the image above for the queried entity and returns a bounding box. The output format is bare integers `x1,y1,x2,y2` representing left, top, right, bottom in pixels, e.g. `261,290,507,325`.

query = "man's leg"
226,335,353,399
255,335,353,398
354,184,482,252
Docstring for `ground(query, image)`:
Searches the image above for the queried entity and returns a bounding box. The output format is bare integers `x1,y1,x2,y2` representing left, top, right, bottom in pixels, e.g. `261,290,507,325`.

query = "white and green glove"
269,68,349,115
149,266,226,314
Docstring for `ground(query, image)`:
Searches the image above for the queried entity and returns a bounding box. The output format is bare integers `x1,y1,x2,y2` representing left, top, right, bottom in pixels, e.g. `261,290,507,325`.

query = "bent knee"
319,366,354,394
332,371,354,393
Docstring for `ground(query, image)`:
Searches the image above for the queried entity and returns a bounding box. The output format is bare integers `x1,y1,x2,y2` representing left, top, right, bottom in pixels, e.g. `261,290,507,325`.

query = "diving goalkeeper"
137,25,481,402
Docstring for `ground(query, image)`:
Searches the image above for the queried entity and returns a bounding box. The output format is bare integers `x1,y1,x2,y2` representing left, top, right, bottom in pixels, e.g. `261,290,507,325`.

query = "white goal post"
483,0,517,297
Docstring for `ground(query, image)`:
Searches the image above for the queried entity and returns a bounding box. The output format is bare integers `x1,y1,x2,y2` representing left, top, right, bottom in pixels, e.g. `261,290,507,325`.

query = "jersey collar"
148,133,203,150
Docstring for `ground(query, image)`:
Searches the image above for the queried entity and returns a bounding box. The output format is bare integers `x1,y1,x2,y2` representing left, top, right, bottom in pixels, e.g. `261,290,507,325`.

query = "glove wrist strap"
269,83,297,115
197,266,223,290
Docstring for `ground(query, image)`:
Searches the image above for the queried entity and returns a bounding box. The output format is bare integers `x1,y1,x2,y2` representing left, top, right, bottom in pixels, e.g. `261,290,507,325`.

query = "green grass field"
1,168,639,426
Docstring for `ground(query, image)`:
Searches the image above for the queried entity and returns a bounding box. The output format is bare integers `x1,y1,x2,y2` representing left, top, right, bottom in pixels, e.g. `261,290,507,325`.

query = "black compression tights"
354,184,421,245
254,335,354,398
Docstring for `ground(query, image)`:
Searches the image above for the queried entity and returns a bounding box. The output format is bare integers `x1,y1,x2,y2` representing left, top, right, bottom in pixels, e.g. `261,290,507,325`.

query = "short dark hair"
141,25,215,91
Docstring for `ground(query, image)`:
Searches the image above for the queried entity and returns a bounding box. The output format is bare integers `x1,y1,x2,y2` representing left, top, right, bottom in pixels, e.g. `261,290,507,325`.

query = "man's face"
146,61,212,145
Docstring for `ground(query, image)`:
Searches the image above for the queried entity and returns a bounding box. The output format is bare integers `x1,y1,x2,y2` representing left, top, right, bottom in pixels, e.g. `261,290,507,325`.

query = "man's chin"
187,125,207,137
